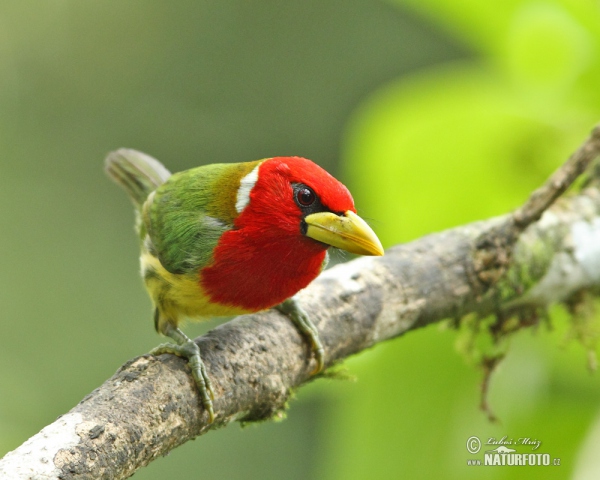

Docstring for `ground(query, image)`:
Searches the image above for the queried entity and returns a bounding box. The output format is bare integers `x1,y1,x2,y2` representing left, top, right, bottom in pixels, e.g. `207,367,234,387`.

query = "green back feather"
144,161,261,274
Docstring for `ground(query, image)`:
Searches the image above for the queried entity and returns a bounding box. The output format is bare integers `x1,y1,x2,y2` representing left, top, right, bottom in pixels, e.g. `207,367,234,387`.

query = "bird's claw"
311,346,325,375
277,298,326,375
151,340,215,422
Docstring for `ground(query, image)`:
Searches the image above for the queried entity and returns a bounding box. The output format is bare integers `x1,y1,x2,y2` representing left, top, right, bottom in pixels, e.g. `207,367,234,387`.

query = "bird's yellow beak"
304,210,384,256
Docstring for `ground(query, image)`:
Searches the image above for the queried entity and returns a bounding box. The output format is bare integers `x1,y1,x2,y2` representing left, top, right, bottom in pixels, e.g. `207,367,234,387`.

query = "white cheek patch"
235,163,262,213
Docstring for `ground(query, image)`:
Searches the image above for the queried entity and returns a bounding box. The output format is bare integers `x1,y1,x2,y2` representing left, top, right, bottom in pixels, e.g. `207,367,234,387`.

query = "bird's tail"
105,149,172,210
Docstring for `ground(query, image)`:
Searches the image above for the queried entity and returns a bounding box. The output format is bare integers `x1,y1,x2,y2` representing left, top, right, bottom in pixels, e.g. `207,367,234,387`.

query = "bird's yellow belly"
140,252,253,322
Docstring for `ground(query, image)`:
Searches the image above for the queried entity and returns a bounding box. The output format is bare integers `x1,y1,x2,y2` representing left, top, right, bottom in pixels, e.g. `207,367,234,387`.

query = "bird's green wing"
142,161,260,274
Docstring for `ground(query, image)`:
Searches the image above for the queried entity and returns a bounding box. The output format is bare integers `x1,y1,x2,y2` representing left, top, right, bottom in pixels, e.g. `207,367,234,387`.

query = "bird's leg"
150,323,215,422
276,297,325,374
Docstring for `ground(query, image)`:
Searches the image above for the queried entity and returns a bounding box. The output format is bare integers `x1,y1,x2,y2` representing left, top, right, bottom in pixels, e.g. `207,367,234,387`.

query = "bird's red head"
200,156,381,312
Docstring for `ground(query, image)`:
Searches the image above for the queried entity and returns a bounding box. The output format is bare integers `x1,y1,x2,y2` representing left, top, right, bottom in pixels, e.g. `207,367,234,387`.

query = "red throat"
199,157,354,311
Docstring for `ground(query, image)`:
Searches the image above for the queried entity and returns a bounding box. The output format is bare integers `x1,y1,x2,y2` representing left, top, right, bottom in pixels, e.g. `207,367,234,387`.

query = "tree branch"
3,126,600,479
513,124,600,229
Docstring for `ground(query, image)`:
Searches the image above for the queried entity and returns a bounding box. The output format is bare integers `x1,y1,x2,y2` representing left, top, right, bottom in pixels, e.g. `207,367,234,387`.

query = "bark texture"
2,127,600,479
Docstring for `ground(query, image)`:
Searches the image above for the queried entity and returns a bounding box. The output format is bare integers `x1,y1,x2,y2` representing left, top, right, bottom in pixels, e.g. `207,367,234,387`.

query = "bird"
105,149,384,423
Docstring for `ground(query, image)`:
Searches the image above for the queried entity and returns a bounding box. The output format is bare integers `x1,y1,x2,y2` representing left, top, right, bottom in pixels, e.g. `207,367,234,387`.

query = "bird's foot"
276,298,325,375
151,340,215,423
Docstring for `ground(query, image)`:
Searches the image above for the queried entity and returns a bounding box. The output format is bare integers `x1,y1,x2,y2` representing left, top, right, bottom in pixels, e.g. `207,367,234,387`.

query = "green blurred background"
2,1,600,478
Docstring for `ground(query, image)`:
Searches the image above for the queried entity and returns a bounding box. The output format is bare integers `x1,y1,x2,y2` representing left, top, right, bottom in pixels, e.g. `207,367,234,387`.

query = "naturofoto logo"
466,436,561,467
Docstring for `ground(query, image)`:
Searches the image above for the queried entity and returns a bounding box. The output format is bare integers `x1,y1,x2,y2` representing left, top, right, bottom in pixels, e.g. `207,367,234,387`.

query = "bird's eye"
296,186,316,207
